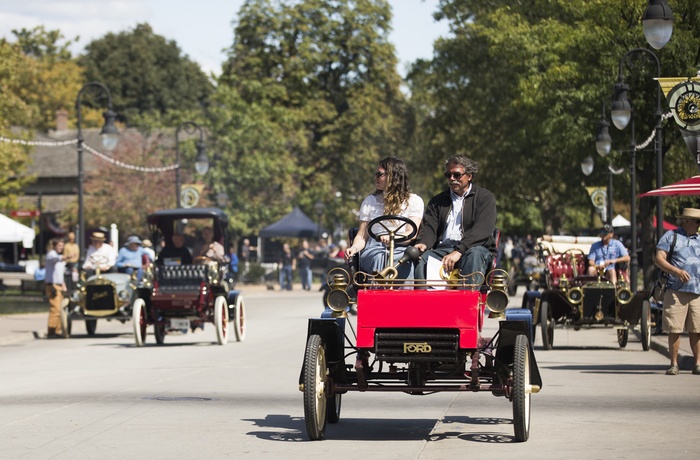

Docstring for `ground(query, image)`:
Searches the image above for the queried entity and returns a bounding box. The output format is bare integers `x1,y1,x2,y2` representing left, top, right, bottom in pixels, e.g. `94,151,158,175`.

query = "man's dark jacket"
415,184,497,256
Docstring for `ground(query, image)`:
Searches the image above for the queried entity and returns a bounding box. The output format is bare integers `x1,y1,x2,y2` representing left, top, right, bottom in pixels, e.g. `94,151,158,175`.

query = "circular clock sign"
667,80,700,131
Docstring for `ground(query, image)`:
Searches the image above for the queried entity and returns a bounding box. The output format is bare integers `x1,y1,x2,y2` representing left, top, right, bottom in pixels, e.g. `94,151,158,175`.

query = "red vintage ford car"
299,215,542,442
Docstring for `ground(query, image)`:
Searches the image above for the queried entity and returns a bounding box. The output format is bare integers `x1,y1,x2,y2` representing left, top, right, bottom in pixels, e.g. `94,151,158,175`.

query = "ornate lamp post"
612,48,665,242
175,121,209,208
642,0,674,50
314,200,326,240
76,82,119,263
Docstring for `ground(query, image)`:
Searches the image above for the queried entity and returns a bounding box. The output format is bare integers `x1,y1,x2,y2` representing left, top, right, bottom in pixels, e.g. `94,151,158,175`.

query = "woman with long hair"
345,157,423,280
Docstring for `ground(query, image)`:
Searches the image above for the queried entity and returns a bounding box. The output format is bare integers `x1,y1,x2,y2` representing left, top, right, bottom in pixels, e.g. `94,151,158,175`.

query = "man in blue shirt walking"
655,208,700,376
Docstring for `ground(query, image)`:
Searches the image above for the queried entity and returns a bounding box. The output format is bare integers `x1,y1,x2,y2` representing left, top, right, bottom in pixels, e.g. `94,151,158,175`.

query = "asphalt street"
1,285,698,459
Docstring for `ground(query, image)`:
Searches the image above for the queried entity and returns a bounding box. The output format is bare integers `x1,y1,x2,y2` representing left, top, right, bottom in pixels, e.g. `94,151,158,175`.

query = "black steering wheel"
367,215,418,244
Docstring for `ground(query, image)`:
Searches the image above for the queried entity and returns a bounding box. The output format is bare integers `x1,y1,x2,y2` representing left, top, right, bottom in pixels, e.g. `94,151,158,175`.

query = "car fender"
299,318,347,385
495,319,543,389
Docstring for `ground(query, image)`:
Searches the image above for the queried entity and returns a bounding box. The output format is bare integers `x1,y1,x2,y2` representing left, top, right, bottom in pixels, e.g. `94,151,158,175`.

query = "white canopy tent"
0,213,36,248
611,214,631,227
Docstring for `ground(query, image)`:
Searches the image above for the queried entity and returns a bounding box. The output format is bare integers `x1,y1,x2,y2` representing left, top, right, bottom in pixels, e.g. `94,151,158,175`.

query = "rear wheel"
540,299,553,350
327,393,342,424
214,296,229,345
85,319,97,336
303,334,328,440
641,300,651,351
132,298,148,347
232,295,246,342
154,321,166,345
512,334,531,442
617,328,629,348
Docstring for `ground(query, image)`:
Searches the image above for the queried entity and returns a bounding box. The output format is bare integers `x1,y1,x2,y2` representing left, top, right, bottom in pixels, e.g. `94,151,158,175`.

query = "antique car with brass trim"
299,215,542,442
131,208,245,346
61,254,149,337
525,235,651,351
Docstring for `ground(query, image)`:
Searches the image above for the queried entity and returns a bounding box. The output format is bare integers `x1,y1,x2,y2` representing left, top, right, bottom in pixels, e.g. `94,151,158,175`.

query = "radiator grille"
85,285,116,311
375,329,460,363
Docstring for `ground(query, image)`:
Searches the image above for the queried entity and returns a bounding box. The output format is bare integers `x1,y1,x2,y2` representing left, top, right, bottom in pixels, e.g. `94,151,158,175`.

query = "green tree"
406,0,700,285
79,23,214,124
10,26,85,132
0,40,37,211
212,0,406,238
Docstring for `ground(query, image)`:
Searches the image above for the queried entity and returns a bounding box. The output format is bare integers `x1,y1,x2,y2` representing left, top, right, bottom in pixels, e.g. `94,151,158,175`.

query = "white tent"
611,214,631,227
0,213,35,248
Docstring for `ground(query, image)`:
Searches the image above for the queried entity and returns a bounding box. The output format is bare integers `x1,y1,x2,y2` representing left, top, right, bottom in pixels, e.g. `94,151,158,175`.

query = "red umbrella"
639,175,700,197
653,216,676,231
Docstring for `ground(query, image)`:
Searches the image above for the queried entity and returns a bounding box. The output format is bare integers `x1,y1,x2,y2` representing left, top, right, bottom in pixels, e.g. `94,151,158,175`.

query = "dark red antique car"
300,216,542,442
131,208,245,346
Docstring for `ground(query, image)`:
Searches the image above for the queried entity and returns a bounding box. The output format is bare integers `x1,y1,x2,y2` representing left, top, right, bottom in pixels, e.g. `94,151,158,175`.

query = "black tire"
512,334,531,442
540,299,553,350
617,328,629,348
641,300,651,351
303,334,328,440
327,393,342,424
154,322,166,345
85,319,97,336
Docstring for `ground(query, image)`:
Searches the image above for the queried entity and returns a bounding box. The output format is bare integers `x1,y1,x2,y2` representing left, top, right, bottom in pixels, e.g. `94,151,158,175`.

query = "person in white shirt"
345,157,424,280
82,231,117,276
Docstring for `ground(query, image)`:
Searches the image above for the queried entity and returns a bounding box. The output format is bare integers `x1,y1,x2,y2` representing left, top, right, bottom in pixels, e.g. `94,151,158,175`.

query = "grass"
0,291,48,315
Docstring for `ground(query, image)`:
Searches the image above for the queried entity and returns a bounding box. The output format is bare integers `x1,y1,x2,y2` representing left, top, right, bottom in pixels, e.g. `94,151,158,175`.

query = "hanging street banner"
657,76,700,170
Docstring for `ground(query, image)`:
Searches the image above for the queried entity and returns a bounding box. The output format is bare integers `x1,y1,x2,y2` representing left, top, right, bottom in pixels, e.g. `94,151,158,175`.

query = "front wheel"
132,298,148,347
617,328,629,348
231,295,246,342
512,334,531,442
540,299,553,350
214,296,229,345
85,319,97,336
303,334,328,440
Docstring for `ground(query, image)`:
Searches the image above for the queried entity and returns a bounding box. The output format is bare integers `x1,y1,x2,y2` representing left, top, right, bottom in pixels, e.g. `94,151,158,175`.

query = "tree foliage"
405,0,700,284
61,129,209,237
211,0,407,238
79,23,215,125
10,26,84,132
0,40,37,211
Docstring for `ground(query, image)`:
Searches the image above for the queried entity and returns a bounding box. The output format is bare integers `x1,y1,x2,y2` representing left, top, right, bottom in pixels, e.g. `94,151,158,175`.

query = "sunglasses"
374,171,387,179
444,171,468,180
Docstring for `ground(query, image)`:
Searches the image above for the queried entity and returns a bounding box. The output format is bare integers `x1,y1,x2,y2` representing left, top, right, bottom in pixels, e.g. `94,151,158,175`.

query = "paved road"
1,287,699,459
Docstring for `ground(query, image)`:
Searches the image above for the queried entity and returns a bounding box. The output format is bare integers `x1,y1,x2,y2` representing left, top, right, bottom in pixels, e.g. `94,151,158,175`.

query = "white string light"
0,135,179,172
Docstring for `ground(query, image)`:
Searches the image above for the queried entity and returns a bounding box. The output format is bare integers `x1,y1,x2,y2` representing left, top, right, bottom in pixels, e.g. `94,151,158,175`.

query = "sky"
0,0,450,77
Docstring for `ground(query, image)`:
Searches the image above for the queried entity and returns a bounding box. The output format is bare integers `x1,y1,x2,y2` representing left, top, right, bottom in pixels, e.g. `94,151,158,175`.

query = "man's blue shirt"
588,238,629,272
657,227,700,294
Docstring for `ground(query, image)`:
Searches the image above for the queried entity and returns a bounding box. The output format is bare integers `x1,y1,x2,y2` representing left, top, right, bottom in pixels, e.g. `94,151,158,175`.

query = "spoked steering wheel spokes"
367,215,418,244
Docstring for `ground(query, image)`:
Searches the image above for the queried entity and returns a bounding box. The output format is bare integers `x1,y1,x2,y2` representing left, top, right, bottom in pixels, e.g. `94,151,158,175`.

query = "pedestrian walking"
45,238,67,338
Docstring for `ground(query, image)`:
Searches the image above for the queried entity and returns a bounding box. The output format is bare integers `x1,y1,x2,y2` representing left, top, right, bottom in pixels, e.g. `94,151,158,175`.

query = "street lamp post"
313,200,325,240
76,82,119,263
175,121,209,208
612,48,664,243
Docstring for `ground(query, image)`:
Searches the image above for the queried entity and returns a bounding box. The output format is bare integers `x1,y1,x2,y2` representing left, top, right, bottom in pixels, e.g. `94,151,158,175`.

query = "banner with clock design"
657,76,700,169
